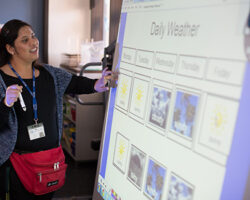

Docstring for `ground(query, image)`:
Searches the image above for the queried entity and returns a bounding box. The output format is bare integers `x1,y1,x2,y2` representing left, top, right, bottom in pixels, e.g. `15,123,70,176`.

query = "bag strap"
13,145,61,155
4,167,10,200
13,149,36,155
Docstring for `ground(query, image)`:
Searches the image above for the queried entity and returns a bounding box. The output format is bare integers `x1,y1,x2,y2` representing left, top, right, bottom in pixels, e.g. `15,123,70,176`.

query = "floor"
52,150,98,200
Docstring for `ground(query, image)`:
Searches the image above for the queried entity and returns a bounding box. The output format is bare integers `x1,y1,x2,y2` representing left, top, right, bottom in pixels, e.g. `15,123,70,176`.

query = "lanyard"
8,62,38,124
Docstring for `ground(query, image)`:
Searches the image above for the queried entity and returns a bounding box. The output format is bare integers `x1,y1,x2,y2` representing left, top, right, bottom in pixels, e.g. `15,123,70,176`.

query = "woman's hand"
4,84,23,107
94,67,112,92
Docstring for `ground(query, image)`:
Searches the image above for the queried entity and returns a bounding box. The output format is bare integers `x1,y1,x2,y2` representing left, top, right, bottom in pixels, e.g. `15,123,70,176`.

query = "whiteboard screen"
93,0,250,200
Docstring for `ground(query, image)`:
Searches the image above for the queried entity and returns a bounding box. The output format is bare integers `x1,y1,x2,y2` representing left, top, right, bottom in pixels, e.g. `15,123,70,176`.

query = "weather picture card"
149,86,171,130
130,78,149,119
199,95,239,155
144,158,167,200
127,145,147,189
171,91,199,139
113,132,130,173
116,74,132,111
167,174,194,200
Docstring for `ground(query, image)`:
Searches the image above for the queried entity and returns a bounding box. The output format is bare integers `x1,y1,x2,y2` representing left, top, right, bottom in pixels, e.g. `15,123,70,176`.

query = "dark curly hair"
0,19,31,67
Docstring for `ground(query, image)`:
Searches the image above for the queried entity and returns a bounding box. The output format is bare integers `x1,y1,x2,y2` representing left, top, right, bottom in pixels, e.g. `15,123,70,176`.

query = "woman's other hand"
4,84,23,107
94,67,112,92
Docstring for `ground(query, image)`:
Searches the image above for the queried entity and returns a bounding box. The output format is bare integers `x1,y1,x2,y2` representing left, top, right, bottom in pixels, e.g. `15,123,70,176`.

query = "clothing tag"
27,123,46,140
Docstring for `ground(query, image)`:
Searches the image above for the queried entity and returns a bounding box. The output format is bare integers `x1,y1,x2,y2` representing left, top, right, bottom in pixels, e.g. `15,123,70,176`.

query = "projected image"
149,86,171,129
171,91,199,139
167,174,194,200
127,145,146,189
130,78,149,119
199,95,239,155
113,132,130,173
144,158,166,200
93,1,250,200
116,74,132,111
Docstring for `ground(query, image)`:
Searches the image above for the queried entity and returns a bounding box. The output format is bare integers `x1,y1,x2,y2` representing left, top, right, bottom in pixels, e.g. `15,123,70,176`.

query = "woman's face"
12,25,39,63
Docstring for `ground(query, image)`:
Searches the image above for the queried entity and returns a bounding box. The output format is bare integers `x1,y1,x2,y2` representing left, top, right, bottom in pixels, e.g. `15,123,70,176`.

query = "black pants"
0,160,54,200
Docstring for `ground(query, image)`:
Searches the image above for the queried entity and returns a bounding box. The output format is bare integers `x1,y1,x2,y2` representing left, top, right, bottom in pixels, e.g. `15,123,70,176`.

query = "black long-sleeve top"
0,67,96,151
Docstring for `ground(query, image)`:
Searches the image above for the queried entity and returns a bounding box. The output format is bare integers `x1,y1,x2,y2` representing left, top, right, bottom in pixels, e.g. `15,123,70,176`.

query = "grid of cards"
108,45,244,200
113,132,194,200
115,71,239,165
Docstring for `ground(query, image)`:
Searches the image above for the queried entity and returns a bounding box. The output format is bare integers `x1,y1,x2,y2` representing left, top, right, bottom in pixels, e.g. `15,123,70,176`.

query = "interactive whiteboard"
93,0,250,199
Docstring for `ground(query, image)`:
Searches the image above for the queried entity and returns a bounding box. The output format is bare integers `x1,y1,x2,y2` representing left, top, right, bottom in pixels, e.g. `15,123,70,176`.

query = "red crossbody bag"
9,145,67,195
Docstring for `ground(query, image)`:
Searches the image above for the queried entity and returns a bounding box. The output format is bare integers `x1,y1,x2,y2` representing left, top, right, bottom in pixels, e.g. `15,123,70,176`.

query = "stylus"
19,93,26,112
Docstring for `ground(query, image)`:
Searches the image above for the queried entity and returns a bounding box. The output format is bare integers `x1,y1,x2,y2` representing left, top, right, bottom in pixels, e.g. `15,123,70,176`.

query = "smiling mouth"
30,47,38,53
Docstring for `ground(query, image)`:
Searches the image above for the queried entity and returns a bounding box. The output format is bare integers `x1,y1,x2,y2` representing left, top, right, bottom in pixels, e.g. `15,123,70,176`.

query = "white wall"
48,0,91,67
0,0,44,61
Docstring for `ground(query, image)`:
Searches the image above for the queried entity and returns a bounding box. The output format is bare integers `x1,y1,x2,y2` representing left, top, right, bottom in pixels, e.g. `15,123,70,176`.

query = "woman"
0,19,111,200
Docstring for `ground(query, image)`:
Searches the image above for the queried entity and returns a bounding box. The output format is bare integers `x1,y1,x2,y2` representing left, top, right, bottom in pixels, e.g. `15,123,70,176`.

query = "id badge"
27,123,46,140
